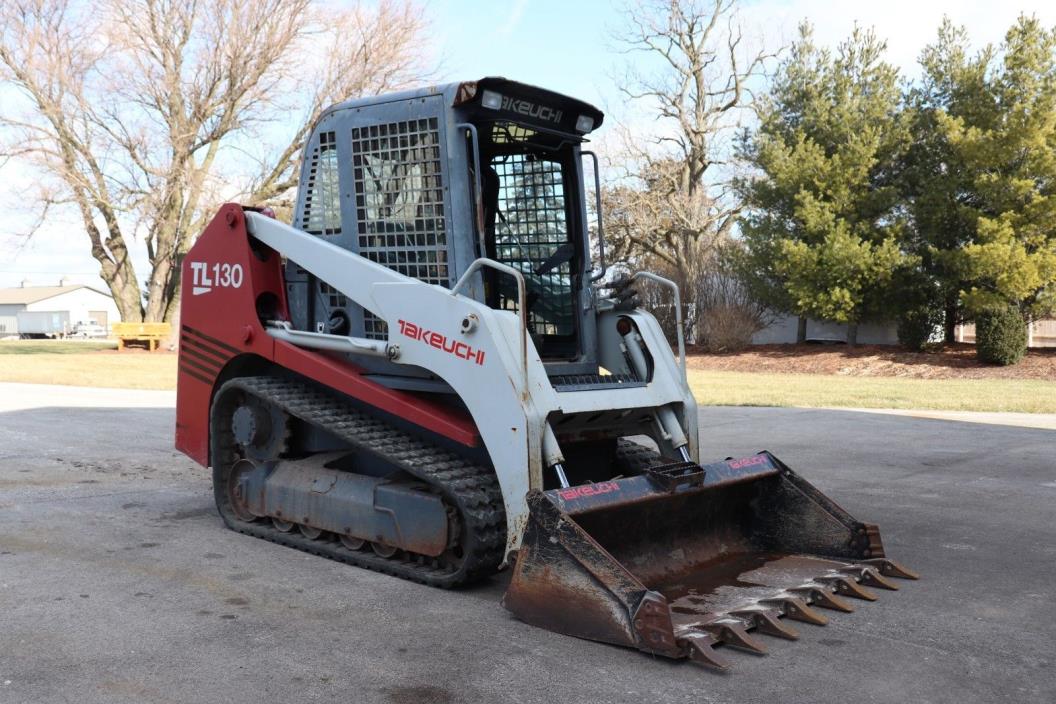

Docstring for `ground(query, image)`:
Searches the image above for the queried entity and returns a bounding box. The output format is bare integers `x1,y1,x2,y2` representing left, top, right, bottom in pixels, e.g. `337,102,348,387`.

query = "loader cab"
287,78,604,385
458,81,604,362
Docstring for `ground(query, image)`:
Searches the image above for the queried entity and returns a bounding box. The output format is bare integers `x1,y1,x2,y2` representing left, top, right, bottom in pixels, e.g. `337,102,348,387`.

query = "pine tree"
942,16,1056,321
738,24,915,345
902,19,993,341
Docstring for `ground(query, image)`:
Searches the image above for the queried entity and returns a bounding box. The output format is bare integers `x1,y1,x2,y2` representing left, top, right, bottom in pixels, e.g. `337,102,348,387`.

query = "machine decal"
501,96,563,125
727,455,769,470
398,319,485,366
189,261,243,296
557,481,620,501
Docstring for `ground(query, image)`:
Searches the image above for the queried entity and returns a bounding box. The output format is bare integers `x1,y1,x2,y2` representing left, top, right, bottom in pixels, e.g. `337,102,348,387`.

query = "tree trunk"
674,262,695,346
162,302,181,351
163,286,182,324
108,280,144,323
144,254,176,322
847,323,859,347
944,296,958,344
83,206,143,322
796,316,807,343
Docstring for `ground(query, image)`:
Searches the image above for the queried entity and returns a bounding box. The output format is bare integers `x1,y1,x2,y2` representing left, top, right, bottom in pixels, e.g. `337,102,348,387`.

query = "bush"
689,245,772,352
975,308,1027,365
630,245,772,350
698,304,765,352
897,307,941,351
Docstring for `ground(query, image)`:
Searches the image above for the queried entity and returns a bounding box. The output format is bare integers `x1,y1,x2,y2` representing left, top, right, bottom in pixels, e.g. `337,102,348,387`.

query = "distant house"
956,320,1056,348
0,278,120,338
753,313,1056,347
752,314,898,345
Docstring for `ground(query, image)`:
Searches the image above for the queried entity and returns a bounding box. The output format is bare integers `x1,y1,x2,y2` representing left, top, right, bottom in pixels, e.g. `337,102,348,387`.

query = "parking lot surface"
0,384,1053,703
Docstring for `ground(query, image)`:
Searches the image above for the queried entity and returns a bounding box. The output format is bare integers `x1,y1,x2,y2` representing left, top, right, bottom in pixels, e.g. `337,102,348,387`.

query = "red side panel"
175,204,480,467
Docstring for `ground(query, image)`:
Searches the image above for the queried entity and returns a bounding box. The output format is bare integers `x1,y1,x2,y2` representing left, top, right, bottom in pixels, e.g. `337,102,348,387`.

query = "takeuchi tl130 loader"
175,78,917,670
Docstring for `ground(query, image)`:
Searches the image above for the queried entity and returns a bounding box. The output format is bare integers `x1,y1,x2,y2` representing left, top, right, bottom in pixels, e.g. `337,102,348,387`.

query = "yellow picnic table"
112,322,171,351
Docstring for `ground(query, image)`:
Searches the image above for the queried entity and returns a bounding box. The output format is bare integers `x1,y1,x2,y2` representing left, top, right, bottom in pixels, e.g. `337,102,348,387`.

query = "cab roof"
320,77,604,133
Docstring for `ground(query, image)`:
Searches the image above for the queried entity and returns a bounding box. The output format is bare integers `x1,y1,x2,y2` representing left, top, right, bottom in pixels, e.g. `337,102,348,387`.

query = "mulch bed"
687,343,1056,380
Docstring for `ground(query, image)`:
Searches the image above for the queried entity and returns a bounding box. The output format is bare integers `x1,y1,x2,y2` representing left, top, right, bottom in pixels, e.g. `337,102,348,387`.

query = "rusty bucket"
502,451,917,670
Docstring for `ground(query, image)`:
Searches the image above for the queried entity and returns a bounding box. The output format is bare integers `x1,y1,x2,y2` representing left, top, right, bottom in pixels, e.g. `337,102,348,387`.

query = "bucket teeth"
817,574,878,601
759,595,828,626
789,585,855,613
731,608,800,640
678,633,731,671
701,619,768,655
841,565,900,591
861,558,920,580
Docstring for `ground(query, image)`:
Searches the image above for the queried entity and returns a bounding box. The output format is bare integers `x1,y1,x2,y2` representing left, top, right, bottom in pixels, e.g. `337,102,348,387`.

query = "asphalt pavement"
0,384,1053,704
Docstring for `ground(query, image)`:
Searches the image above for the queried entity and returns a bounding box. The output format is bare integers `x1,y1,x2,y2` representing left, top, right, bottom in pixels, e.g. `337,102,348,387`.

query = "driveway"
0,384,1053,703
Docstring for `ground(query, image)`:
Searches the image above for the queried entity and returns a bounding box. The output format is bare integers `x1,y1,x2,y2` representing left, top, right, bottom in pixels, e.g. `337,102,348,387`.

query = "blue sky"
430,0,1056,112
431,0,617,112
4,0,1056,289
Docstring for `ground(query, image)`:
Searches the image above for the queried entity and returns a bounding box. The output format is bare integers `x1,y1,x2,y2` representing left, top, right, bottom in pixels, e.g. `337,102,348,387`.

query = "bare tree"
0,0,431,322
603,0,776,337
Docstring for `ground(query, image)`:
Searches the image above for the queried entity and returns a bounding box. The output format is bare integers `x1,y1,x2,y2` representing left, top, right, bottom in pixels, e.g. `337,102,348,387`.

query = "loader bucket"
502,451,918,670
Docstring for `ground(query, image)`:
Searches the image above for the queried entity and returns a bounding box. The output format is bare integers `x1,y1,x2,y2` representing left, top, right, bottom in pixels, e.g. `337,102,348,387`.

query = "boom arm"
248,212,414,312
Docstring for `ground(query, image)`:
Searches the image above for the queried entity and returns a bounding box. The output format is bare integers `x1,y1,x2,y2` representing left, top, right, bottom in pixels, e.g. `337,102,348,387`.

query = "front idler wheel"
225,458,259,523
231,397,289,461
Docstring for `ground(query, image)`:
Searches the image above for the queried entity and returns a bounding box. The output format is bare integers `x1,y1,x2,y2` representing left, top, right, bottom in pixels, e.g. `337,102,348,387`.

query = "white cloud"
742,0,1056,76
497,0,529,38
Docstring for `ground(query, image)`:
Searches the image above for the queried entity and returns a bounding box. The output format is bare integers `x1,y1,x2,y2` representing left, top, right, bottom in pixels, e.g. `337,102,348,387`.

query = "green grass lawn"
0,339,117,354
689,369,1055,414
0,339,1051,412
0,339,175,390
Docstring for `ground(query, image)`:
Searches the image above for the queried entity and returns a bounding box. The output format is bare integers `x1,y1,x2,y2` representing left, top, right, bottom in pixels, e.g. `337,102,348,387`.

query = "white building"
754,313,1056,347
0,278,120,338
752,314,898,345
955,320,1056,348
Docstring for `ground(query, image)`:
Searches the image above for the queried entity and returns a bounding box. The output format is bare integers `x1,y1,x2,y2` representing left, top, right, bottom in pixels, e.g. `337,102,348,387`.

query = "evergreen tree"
942,16,1056,321
739,24,914,345
902,19,993,341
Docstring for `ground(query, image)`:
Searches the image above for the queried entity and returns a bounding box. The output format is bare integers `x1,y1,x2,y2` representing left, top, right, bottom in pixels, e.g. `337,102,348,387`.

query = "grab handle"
452,258,528,386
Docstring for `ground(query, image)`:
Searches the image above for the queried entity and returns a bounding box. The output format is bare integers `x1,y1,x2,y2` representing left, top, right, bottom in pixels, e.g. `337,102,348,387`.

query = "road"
0,383,1053,703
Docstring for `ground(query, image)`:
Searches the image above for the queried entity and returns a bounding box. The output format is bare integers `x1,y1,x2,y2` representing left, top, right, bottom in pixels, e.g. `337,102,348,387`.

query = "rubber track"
211,376,506,588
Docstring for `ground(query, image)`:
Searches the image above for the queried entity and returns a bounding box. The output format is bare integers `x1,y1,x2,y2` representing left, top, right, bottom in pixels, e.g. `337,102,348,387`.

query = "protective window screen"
492,153,574,337
301,131,341,235
319,282,347,309
351,118,447,339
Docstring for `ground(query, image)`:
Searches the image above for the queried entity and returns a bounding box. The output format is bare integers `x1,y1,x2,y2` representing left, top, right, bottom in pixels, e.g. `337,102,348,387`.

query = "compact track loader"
175,78,917,670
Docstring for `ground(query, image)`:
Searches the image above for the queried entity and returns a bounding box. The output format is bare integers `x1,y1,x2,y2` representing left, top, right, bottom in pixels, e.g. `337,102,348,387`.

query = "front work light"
481,90,502,110
575,114,595,133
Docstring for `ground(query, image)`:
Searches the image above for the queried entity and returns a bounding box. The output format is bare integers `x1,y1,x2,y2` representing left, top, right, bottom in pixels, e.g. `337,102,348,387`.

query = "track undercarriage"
210,375,506,587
